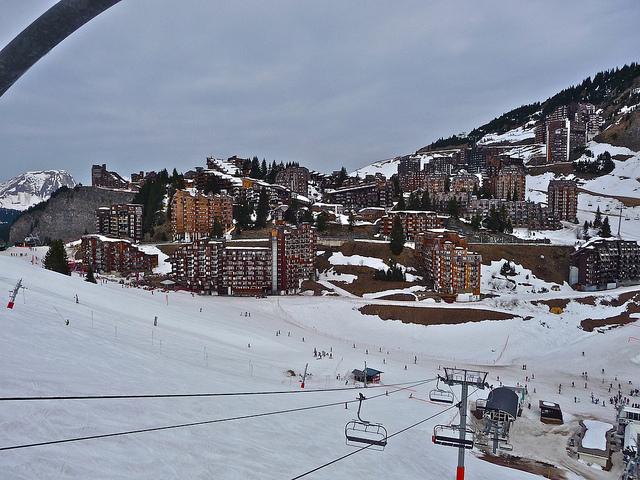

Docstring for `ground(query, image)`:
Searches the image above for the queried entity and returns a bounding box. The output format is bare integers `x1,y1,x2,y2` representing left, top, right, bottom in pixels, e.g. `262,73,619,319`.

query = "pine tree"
249,157,262,179
254,187,270,229
211,217,224,238
316,212,328,232
471,214,481,230
593,206,602,228
394,193,406,211
203,175,220,195
85,265,97,284
260,159,268,179
233,199,253,230
285,198,300,224
389,216,405,255
408,191,421,210
421,190,431,211
335,167,348,188
599,216,612,237
348,212,356,230
447,198,460,218
43,239,70,276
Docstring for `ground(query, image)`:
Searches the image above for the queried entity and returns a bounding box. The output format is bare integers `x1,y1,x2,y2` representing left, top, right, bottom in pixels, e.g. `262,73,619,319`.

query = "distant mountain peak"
0,170,76,211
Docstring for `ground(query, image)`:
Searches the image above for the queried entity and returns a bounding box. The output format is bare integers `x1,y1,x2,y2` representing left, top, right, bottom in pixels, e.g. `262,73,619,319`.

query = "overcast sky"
1,1,639,185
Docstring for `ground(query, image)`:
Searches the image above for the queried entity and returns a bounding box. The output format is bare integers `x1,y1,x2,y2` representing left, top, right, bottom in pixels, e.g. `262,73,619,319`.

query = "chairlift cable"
0,398,353,452
0,379,435,453
0,378,437,403
291,403,458,479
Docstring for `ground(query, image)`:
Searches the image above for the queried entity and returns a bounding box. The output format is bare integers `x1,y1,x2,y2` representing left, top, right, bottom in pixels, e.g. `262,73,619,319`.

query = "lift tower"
432,367,488,480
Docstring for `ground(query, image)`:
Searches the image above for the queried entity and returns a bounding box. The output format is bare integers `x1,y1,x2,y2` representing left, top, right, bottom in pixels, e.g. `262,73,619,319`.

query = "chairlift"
474,434,489,447
429,379,455,404
499,441,513,452
344,392,388,450
432,424,474,449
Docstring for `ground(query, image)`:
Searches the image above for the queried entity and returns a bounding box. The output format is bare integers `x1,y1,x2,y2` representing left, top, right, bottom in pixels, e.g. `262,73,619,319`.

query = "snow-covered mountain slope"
351,156,400,178
1,248,636,479
0,170,76,211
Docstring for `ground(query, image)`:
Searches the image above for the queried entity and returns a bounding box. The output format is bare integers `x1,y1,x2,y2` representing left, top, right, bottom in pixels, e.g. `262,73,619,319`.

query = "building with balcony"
81,234,158,275
415,230,481,296
95,204,144,242
381,211,445,240
548,178,578,223
171,189,233,242
170,225,316,296
570,238,640,290
275,166,310,198
324,181,393,211
91,164,129,189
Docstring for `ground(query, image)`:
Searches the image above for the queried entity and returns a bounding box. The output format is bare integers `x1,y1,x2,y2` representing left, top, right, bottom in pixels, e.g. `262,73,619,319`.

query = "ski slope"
1,248,638,479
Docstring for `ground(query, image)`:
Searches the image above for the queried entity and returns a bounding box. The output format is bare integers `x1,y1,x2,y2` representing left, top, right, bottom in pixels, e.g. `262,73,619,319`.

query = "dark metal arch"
0,0,123,99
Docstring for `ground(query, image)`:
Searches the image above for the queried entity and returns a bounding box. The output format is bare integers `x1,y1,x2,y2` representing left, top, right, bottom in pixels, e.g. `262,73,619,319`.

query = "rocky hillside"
9,186,134,244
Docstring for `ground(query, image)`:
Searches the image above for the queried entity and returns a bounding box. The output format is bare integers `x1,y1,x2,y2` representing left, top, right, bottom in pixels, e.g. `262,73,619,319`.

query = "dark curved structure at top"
0,0,123,99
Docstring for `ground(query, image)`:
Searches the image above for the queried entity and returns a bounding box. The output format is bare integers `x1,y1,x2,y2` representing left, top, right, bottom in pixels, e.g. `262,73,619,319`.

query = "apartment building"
397,155,421,178
381,211,444,240
271,223,316,294
547,179,578,223
450,171,480,194
171,189,233,242
170,225,316,296
275,166,310,198
466,199,561,231
81,234,158,275
324,181,393,211
222,244,272,296
91,164,128,189
414,230,481,296
95,204,144,242
171,238,224,292
534,104,601,163
495,164,526,201
399,170,427,192
424,174,448,198
570,238,640,290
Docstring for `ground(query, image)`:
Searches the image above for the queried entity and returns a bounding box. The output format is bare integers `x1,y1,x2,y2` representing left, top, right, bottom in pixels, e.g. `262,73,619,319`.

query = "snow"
137,244,172,275
351,157,400,179
582,420,613,451
481,260,567,296
1,246,637,479
328,252,388,270
478,124,536,145
327,252,420,282
0,170,76,210
318,268,358,284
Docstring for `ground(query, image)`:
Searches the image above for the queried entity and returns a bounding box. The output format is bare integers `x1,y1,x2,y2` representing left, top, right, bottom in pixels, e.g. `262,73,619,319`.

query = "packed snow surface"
1,248,637,479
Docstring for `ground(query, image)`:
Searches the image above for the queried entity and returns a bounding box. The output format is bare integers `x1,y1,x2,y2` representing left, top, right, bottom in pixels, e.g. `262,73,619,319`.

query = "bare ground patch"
478,454,567,480
359,304,515,326
532,298,572,310
470,244,573,285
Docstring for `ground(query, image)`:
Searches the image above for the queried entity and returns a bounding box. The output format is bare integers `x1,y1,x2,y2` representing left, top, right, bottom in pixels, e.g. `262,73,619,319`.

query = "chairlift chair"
499,441,513,452
344,392,388,450
432,424,474,449
429,379,455,404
